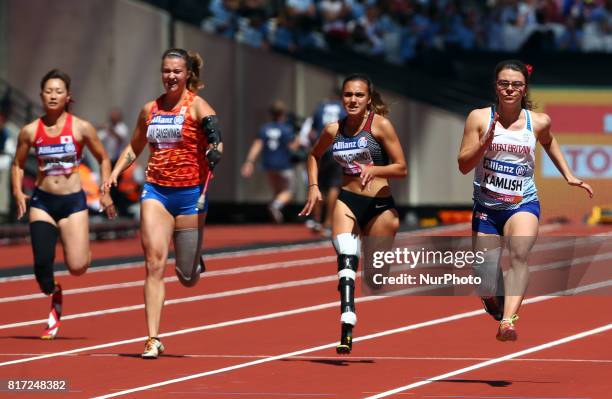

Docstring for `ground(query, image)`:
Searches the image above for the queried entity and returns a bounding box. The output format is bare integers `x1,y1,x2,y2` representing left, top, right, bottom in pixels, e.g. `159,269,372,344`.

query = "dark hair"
342,73,389,116
161,48,204,92
494,59,533,110
40,69,73,111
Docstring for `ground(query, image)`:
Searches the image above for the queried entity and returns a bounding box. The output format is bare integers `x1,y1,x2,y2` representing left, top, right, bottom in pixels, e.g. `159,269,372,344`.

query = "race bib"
37,143,79,175
146,107,187,149
332,136,373,175
480,157,526,204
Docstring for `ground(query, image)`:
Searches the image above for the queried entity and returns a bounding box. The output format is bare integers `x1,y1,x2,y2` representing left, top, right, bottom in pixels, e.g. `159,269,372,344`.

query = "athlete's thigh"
57,209,90,268
503,212,539,260
29,207,57,226
472,231,502,251
140,199,175,259
332,198,359,236
363,209,399,237
175,212,206,230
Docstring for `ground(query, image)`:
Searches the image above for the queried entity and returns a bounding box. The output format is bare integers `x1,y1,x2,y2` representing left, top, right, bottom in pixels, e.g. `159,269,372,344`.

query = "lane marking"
1,247,611,331
0,256,336,303
2,231,602,303
0,223,478,283
89,284,611,398
364,324,612,398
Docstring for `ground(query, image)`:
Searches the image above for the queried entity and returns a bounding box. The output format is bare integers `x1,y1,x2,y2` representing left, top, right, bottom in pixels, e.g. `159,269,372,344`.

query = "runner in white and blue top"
458,59,594,343
472,106,540,236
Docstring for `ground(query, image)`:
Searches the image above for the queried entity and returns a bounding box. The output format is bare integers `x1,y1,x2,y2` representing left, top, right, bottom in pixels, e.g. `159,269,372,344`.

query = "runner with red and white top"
11,69,115,339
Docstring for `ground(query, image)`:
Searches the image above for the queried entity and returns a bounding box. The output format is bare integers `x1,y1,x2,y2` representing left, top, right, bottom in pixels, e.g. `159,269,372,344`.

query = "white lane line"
0,223,475,283
0,256,336,303
89,282,611,399
2,246,611,331
0,293,390,368
364,323,612,399
0,278,608,370
2,228,599,303
0,274,339,330
2,352,603,364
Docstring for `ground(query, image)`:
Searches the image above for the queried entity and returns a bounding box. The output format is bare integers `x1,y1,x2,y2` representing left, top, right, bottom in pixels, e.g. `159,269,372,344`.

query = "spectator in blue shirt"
241,100,299,223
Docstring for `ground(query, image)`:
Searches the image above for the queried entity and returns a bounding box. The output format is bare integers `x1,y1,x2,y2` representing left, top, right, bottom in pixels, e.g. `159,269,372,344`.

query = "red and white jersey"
33,113,83,176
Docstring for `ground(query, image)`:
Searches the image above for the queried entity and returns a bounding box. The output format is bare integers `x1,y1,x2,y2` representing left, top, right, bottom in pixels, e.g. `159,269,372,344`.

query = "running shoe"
41,282,62,340
142,337,165,359
268,204,284,224
481,295,504,321
496,314,519,342
336,323,353,355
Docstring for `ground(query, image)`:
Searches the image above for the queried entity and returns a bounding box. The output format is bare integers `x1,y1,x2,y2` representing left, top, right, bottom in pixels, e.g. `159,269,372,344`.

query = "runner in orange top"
104,48,223,359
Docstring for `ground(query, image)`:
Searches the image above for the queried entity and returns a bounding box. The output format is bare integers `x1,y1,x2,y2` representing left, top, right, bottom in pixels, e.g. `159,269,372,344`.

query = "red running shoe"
41,282,62,340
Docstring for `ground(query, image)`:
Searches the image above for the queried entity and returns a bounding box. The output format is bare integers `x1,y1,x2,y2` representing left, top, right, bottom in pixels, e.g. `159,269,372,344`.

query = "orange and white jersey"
145,91,209,187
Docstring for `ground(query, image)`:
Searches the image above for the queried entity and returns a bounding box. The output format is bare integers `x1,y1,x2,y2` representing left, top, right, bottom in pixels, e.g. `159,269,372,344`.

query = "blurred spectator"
98,107,129,164
200,0,612,65
241,100,299,223
300,92,346,236
78,162,102,213
115,163,145,218
0,111,11,219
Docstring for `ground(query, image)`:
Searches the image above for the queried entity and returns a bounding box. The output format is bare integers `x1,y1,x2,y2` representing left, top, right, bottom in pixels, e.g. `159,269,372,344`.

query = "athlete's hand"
241,161,254,178
206,144,222,171
567,177,594,198
353,161,375,191
100,193,117,219
299,185,322,217
480,112,499,147
102,172,119,196
14,191,30,220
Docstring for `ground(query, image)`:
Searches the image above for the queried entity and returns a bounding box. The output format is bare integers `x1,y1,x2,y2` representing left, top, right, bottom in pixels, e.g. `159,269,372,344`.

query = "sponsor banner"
545,104,612,134
541,145,612,178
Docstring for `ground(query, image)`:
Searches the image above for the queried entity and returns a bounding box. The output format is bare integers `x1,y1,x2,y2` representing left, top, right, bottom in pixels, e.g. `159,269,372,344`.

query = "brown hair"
494,59,533,110
161,48,204,92
342,73,389,116
40,69,73,111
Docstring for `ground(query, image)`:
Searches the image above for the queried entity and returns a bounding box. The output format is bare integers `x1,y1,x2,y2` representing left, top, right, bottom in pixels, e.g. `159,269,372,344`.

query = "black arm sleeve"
202,115,222,146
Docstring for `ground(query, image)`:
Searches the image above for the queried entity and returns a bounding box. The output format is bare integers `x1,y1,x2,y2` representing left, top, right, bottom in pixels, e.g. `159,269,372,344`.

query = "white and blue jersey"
473,107,538,210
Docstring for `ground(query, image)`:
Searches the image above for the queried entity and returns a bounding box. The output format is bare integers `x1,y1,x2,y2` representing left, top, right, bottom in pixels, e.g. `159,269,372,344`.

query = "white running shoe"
142,337,165,359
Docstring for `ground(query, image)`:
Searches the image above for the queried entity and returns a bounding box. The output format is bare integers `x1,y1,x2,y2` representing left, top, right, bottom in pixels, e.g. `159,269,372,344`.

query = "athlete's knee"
333,233,360,326
389,217,400,233
67,263,88,276
30,221,59,295
173,228,203,287
145,255,166,278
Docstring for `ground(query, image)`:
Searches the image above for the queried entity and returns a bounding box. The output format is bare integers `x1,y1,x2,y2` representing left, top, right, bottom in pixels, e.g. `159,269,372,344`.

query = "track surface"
0,223,610,398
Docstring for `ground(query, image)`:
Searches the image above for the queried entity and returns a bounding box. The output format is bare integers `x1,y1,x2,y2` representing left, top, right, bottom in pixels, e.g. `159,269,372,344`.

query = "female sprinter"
104,48,223,358
300,73,407,354
458,60,593,341
12,69,115,339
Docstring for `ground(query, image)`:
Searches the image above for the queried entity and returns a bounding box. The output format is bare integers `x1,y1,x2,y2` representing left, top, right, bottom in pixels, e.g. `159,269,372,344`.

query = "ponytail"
161,48,205,92
342,73,389,116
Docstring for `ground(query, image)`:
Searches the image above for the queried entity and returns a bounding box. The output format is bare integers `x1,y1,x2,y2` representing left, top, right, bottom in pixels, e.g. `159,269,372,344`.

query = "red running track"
0,223,610,398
